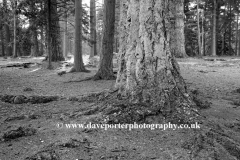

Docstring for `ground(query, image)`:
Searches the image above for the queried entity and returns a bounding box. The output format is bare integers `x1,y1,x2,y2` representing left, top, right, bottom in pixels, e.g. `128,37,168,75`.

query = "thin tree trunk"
30,1,39,57
40,26,44,56
63,8,68,58
211,0,217,56
47,0,52,69
0,10,5,57
197,0,202,56
229,2,232,55
201,8,205,56
0,29,5,57
73,0,86,72
13,0,17,58
93,0,116,80
90,0,97,57
235,11,239,55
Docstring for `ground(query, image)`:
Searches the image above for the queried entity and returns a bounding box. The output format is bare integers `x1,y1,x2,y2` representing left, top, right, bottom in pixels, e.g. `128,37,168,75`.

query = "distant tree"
12,0,17,58
170,0,187,58
72,0,87,72
29,0,39,57
3,0,12,57
89,0,97,57
47,0,52,69
94,0,116,80
0,3,5,57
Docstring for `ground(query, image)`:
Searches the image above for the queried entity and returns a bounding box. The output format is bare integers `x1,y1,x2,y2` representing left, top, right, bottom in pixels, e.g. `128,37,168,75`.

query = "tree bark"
93,0,116,80
115,0,199,122
30,1,39,57
63,8,68,59
0,9,5,57
89,0,97,57
211,0,217,56
169,0,187,58
0,29,4,57
47,0,52,69
236,11,239,56
51,0,64,61
12,0,17,58
73,0,86,72
229,2,232,55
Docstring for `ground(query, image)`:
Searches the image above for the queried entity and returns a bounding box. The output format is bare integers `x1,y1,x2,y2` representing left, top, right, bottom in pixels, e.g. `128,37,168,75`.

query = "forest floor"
0,56,240,160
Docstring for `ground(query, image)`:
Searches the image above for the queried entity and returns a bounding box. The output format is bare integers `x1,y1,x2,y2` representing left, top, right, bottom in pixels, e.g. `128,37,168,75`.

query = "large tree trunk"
89,0,97,58
169,0,187,58
73,0,86,72
93,0,116,80
211,0,217,56
115,0,198,122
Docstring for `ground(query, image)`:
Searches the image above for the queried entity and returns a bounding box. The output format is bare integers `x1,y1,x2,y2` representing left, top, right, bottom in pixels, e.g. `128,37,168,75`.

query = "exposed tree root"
0,94,59,104
64,77,93,83
68,67,90,73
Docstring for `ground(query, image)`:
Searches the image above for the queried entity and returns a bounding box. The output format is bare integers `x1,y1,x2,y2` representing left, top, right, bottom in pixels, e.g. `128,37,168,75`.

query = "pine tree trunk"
30,1,39,57
0,11,5,57
47,0,52,69
73,0,86,72
50,0,64,61
170,0,187,58
202,9,205,56
236,11,239,56
115,0,199,122
12,0,17,58
94,0,116,80
63,9,68,59
90,0,97,57
211,0,217,56
229,2,232,55
0,29,4,57
40,26,44,56
197,0,202,56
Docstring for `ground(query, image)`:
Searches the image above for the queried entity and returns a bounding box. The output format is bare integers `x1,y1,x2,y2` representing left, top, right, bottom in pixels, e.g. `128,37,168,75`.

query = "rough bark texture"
94,0,116,80
50,0,64,61
169,0,187,58
90,0,97,57
115,0,199,123
73,0,86,72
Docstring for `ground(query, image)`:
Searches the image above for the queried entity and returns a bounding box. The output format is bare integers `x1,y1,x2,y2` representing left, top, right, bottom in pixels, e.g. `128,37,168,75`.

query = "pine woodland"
0,0,240,159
